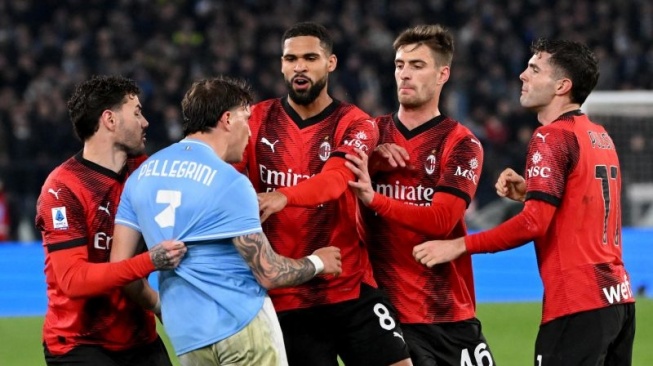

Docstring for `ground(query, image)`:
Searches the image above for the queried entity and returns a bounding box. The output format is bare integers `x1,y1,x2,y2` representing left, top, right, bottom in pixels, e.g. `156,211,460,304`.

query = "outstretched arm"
233,231,342,289
49,245,156,299
111,224,187,312
413,199,557,267
258,157,353,222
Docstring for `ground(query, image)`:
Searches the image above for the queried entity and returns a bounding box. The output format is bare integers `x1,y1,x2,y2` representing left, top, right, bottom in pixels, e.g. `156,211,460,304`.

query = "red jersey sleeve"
49,247,155,298
437,133,484,206
465,199,557,253
278,157,353,206
330,115,379,159
368,192,466,237
37,180,155,298
38,182,89,248
523,126,578,205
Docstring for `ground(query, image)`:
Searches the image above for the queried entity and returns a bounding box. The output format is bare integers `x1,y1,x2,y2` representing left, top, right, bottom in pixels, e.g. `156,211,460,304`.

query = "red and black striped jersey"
35,153,156,355
523,111,634,323
240,98,378,311
360,113,483,324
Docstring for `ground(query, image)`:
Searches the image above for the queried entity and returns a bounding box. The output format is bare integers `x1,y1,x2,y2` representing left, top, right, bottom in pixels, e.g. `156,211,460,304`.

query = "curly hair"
67,75,140,141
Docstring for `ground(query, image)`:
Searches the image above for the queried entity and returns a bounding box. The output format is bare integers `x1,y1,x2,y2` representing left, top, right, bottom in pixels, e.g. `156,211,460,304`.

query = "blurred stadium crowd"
0,0,652,241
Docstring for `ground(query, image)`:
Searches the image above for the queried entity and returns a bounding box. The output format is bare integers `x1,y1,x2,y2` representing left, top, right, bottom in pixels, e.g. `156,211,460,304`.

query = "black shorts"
403,318,496,366
277,283,410,366
535,303,635,366
44,336,172,366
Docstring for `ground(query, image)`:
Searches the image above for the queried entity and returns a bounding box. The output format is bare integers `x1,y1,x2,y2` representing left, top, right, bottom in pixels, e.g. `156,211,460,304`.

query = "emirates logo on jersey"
424,154,437,175
532,151,543,164
469,157,479,170
319,141,332,161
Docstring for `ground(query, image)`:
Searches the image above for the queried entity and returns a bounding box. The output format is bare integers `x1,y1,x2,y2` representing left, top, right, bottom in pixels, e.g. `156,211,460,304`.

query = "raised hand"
495,168,526,202
345,148,375,205
369,143,411,173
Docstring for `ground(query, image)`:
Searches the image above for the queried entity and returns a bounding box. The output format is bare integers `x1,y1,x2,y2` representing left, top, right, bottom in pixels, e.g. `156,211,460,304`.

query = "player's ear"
556,77,572,96
328,54,337,72
438,65,450,85
100,109,117,131
220,110,232,131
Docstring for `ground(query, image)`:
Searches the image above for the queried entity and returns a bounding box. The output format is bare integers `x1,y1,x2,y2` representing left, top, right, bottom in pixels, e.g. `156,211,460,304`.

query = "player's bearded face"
117,126,147,156
115,96,148,155
286,74,327,106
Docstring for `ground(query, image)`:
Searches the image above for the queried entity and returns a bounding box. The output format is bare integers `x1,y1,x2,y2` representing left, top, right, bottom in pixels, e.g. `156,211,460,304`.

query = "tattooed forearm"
233,232,315,289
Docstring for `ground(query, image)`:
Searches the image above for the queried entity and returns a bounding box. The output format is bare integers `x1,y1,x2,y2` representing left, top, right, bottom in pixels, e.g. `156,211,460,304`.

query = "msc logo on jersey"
454,158,479,184
424,153,437,175
51,207,68,230
342,130,369,152
527,151,551,178
469,157,479,170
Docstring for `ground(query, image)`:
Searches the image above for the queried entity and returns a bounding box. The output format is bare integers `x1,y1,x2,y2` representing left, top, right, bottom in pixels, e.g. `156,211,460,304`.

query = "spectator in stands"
0,179,9,241
1,1,651,236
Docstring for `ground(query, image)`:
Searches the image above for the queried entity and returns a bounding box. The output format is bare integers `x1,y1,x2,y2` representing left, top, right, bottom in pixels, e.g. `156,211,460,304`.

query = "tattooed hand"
312,246,342,277
149,240,187,269
234,232,339,289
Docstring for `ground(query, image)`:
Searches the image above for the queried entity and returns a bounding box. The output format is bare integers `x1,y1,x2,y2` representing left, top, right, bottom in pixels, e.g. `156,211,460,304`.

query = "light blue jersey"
116,139,266,355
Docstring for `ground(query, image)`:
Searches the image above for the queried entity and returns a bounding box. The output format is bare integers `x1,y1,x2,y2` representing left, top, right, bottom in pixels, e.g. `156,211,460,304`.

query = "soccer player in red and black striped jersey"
235,22,412,366
414,39,636,366
346,25,496,366
35,76,185,366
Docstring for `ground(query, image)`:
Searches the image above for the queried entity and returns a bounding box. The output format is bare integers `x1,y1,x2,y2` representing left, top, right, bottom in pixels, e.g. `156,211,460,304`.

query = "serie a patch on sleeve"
51,207,69,230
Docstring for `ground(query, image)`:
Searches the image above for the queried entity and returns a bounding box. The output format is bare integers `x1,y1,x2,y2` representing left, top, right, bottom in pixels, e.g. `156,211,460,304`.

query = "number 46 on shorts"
461,343,493,366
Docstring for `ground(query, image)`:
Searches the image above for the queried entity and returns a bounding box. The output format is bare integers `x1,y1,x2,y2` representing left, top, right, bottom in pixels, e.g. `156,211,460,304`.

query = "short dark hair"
67,75,140,141
393,24,454,67
531,38,599,105
181,76,253,136
282,22,333,55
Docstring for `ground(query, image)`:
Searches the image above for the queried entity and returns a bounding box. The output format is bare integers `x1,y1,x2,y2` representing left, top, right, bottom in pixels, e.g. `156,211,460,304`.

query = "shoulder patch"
51,207,69,230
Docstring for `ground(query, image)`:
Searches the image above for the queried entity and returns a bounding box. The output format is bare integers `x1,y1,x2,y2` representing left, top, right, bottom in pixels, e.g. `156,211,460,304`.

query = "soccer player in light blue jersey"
110,76,342,366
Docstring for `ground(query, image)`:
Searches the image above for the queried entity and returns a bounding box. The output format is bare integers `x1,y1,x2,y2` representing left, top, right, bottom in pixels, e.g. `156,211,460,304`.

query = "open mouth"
293,76,311,90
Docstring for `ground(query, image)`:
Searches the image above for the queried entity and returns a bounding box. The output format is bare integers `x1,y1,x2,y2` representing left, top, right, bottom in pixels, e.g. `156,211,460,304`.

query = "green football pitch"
1,299,651,366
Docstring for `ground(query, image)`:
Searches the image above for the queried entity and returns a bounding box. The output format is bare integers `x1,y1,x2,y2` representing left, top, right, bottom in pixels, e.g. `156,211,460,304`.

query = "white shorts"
179,296,288,366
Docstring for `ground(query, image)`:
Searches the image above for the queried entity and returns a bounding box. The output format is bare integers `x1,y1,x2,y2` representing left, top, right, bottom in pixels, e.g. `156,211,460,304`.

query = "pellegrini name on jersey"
137,159,217,187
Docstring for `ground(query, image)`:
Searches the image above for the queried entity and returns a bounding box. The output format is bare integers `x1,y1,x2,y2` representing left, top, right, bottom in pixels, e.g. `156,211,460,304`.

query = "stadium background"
0,0,651,365
1,0,653,240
